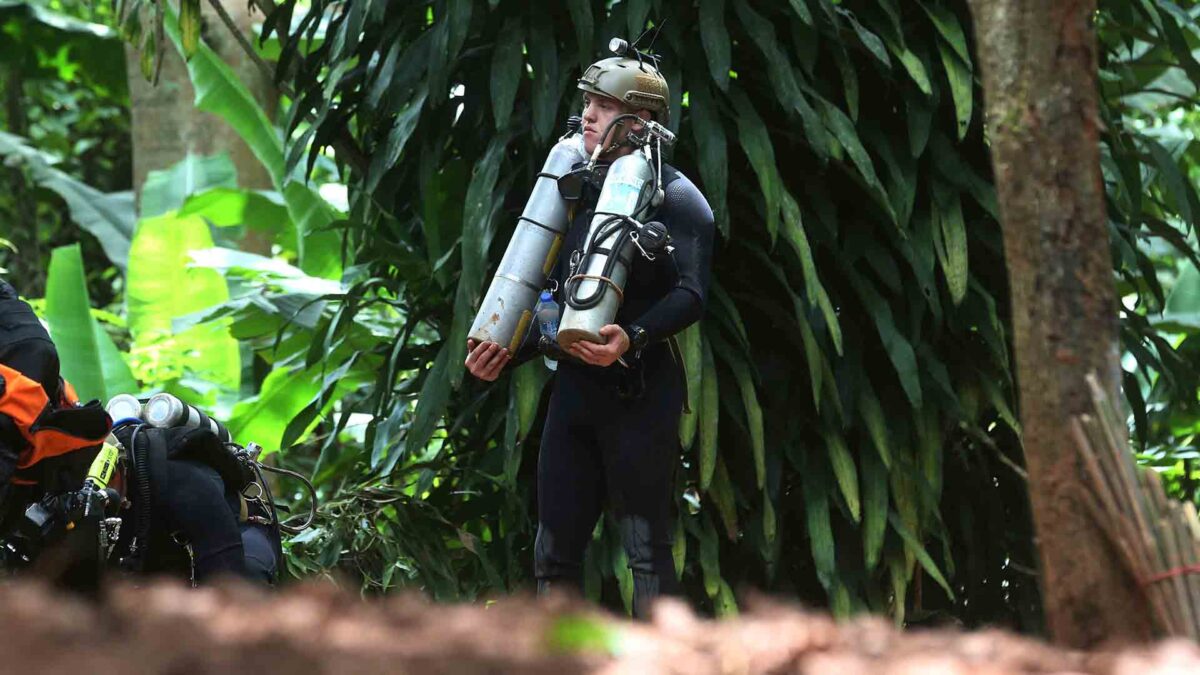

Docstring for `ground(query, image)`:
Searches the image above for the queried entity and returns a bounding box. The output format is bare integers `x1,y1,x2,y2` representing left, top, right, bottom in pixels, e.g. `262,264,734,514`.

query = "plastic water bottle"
535,290,560,371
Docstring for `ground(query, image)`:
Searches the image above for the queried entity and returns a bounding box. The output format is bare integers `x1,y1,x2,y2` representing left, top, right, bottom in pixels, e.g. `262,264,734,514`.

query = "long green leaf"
849,276,923,408
698,335,720,490
678,323,703,450
528,12,559,143
715,579,739,617
726,349,765,490
397,341,454,473
844,10,891,68
888,512,955,599
802,463,836,591
491,18,524,130
819,98,896,225
709,455,739,540
449,136,508,388
689,78,729,237
698,0,731,91
514,360,550,441
698,515,722,599
45,245,110,402
935,41,973,141
931,182,969,305
861,448,888,571
730,89,782,241
565,0,594,73
672,515,686,581
858,384,892,468
824,428,861,523
1145,138,1196,230
917,0,971,63
366,91,428,193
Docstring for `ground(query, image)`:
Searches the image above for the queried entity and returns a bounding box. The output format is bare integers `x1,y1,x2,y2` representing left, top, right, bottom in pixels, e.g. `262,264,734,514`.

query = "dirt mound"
0,580,1195,674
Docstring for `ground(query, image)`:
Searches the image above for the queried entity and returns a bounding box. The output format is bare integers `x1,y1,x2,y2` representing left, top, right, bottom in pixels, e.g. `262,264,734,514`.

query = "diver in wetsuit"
465,47,715,619
0,280,266,584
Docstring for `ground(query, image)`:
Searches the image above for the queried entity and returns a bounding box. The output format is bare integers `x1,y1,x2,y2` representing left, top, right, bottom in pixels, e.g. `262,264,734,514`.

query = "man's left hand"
568,324,629,367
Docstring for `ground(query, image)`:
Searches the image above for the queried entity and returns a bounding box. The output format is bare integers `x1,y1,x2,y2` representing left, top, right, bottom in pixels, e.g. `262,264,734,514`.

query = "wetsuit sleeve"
626,176,715,344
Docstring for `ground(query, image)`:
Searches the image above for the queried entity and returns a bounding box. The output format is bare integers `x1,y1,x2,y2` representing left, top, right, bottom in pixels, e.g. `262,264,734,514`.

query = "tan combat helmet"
577,39,670,124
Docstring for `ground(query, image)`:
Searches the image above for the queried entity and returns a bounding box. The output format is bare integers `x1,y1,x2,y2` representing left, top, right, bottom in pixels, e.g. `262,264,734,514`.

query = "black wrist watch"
622,324,649,356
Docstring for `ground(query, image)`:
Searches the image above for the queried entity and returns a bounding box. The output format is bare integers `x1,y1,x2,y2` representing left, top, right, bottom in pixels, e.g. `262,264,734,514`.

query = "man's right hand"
465,339,511,382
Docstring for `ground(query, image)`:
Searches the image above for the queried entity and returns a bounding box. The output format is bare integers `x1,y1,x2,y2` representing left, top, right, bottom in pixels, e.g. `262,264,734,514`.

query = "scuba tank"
468,131,588,353
105,394,143,423
142,392,232,444
557,150,657,347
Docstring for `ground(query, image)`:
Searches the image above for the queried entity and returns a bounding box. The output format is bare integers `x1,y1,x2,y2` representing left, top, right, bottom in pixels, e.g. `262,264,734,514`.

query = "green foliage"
45,243,136,402
1096,1,1200,506
55,0,1197,634
0,0,130,298
246,0,1035,626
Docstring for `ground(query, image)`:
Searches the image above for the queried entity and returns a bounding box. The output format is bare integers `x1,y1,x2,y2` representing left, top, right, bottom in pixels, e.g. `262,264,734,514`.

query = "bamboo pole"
1074,374,1200,638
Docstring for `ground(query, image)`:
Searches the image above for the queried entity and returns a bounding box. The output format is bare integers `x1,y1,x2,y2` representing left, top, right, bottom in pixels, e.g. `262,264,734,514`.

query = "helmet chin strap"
589,115,648,165
586,119,625,169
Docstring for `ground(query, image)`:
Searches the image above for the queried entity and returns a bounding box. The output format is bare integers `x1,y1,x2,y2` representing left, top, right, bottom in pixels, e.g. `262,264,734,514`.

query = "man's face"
580,92,647,156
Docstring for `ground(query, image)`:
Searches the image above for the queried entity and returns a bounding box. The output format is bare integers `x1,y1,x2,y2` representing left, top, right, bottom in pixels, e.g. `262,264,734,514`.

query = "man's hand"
568,324,629,367
465,339,510,382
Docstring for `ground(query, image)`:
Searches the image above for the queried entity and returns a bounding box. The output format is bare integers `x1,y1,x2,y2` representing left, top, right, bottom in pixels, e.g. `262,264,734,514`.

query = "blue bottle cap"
540,290,553,302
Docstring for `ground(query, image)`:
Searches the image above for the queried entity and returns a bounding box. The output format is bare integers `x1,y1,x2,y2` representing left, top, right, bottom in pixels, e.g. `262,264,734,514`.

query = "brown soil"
0,580,1196,674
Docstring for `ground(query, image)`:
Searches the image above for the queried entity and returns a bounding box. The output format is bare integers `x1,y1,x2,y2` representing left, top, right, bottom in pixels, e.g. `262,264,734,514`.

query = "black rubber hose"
251,462,286,569
129,425,151,567
565,194,655,311
257,463,318,535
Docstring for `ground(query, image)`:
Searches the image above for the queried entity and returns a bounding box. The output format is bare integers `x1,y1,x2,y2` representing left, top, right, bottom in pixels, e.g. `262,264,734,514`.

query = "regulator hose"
566,113,661,311
257,463,319,535
128,424,152,567
564,197,655,310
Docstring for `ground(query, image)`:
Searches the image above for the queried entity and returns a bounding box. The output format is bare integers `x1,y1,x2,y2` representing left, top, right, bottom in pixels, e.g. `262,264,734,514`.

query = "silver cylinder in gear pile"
468,133,588,352
557,151,655,348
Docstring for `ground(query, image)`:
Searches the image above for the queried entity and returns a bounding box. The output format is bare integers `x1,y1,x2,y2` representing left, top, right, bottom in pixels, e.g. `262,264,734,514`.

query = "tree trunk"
125,2,275,253
965,0,1155,647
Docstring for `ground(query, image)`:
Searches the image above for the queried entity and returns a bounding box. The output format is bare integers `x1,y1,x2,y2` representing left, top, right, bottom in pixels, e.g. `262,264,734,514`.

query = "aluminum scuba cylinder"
105,394,144,422
468,133,588,352
556,150,656,347
143,392,232,443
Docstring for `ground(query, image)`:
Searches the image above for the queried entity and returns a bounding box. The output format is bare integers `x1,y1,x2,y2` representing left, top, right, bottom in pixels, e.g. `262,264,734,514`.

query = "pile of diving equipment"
469,37,677,354
0,392,316,586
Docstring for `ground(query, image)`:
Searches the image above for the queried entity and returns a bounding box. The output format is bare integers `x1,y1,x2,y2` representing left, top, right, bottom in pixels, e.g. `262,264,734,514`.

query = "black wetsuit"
524,161,715,618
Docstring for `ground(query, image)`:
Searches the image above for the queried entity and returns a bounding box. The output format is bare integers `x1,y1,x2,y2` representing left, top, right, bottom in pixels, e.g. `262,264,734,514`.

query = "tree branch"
206,0,290,98
204,0,368,176
1137,87,1200,108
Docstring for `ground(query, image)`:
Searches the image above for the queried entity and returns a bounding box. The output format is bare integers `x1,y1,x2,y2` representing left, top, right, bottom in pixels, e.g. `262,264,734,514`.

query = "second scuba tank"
557,151,656,347
143,392,232,443
468,133,588,353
